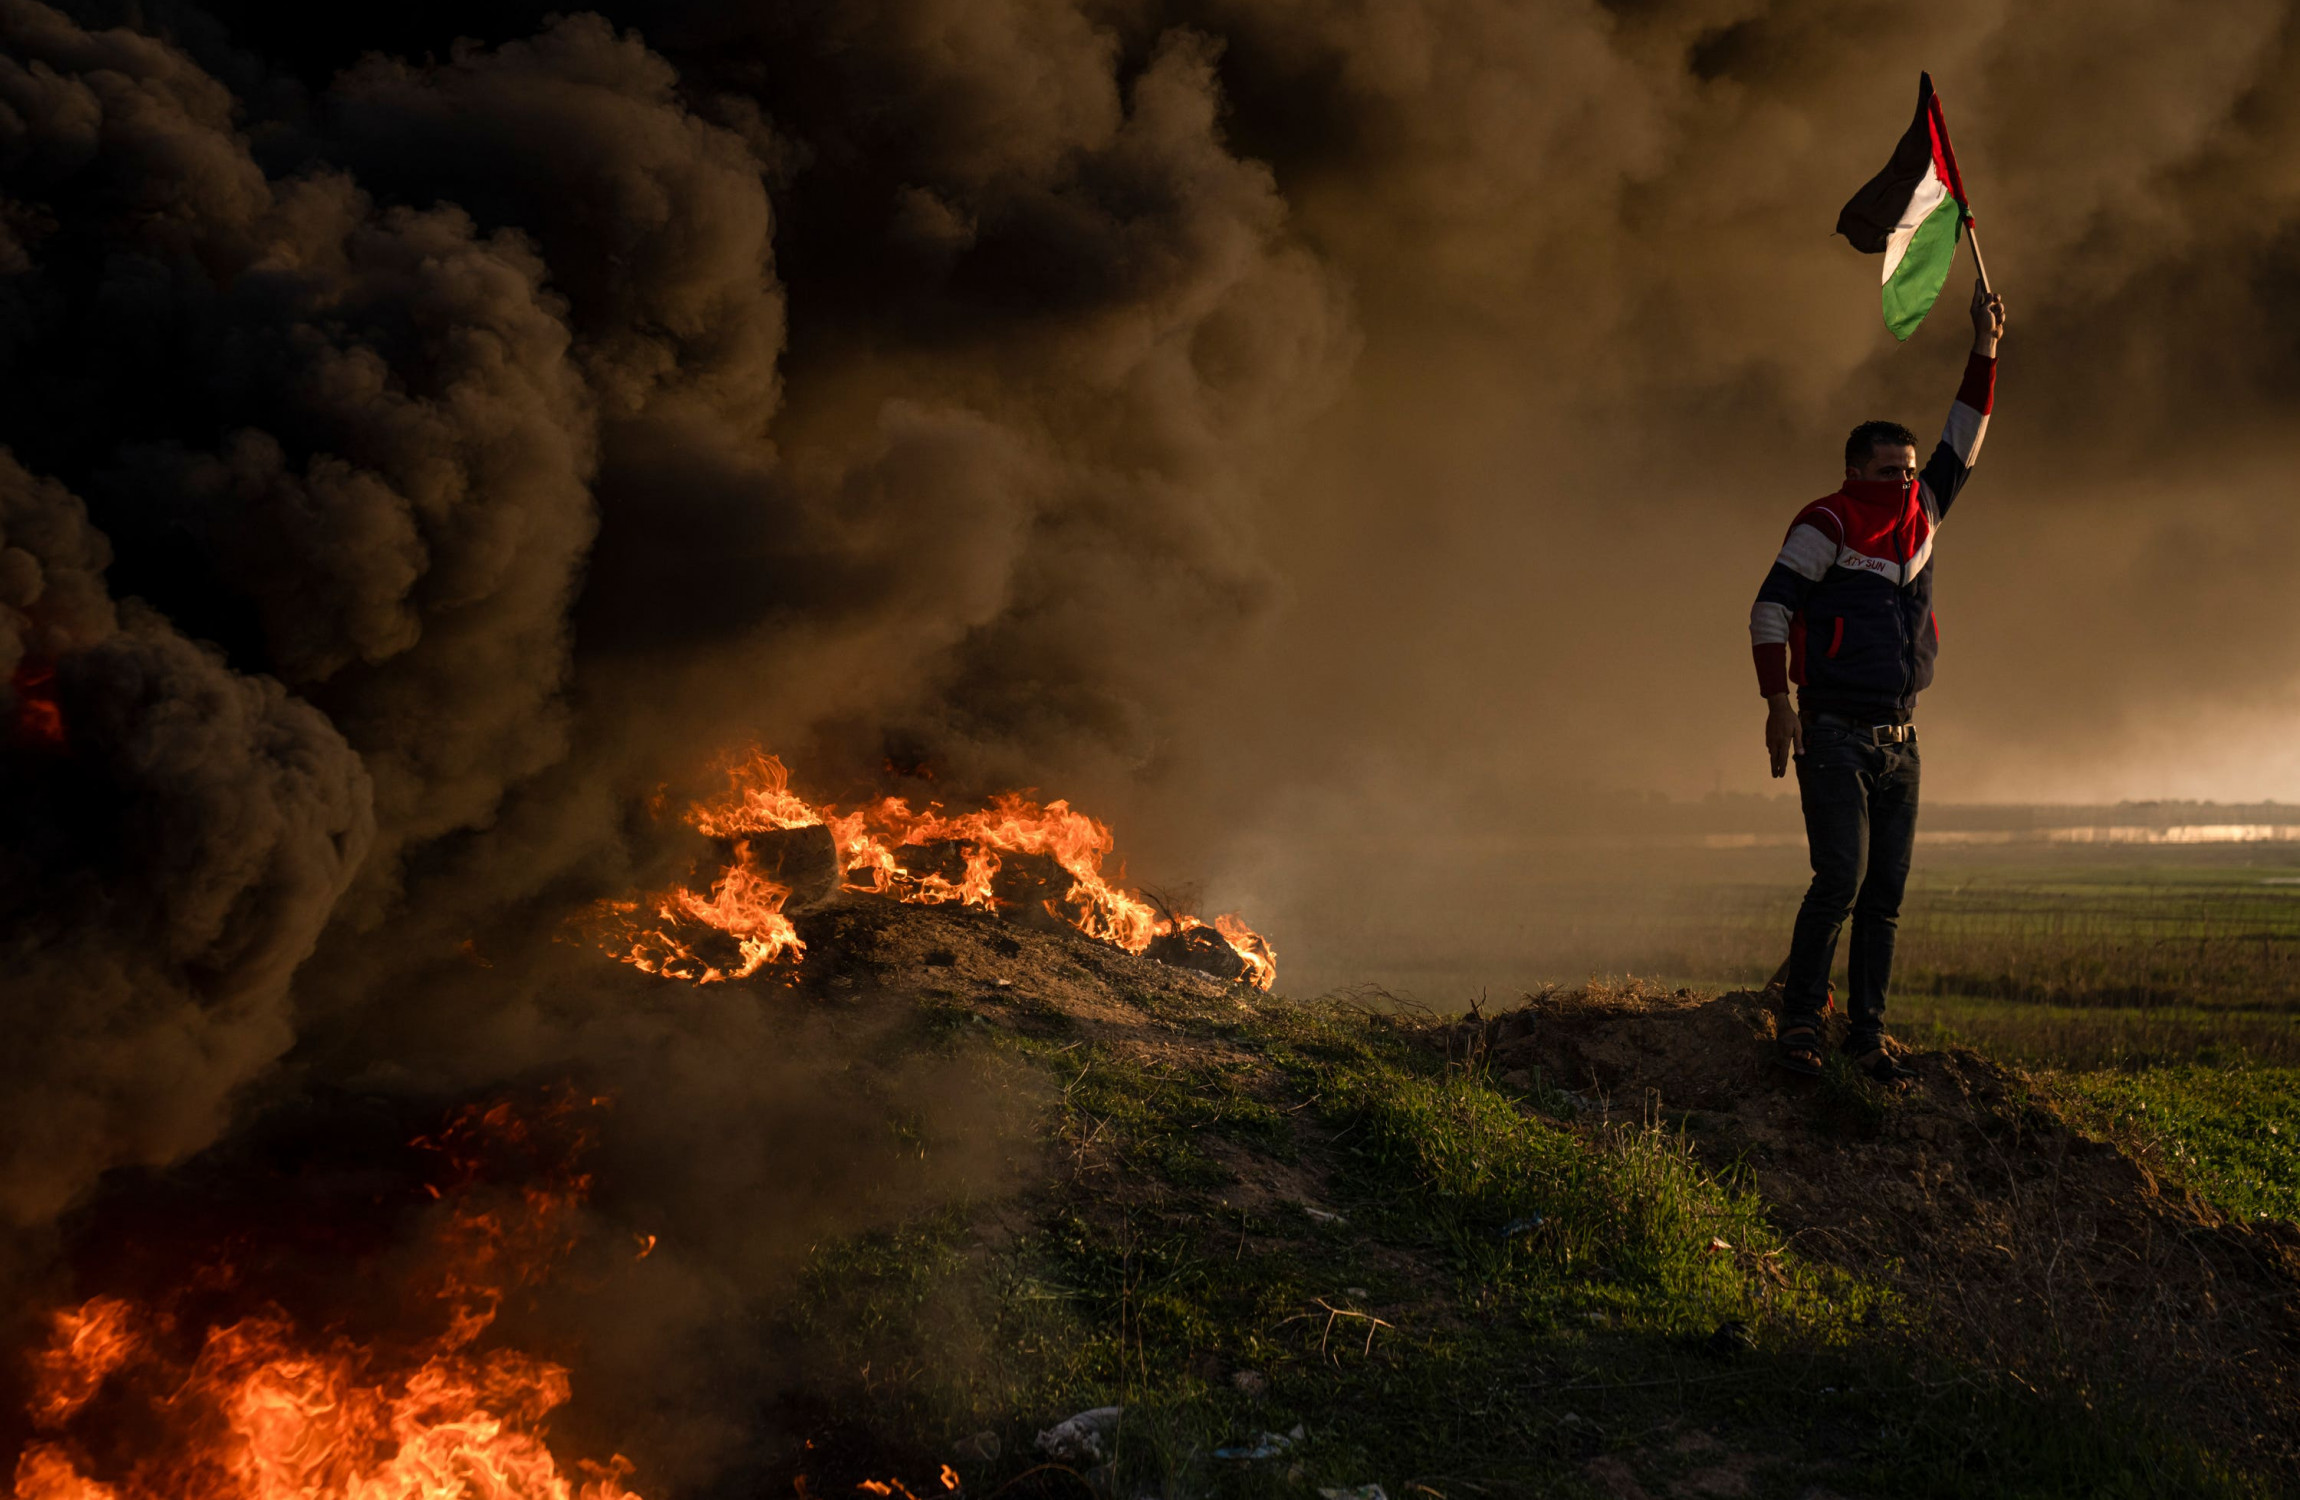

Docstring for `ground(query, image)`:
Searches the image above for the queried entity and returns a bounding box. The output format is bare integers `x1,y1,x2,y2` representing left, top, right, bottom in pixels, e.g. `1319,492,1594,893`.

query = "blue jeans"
1784,718,1921,1034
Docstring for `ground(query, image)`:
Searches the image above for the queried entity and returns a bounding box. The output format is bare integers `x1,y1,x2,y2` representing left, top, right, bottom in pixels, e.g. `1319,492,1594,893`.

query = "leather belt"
1810,711,1916,745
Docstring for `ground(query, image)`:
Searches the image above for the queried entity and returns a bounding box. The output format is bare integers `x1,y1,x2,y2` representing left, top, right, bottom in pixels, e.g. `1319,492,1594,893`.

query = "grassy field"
1701,844,2300,1230
1273,837,2300,1023
2050,1063,2300,1225
1721,846,2300,1019
776,980,2277,1499
1268,833,2300,1286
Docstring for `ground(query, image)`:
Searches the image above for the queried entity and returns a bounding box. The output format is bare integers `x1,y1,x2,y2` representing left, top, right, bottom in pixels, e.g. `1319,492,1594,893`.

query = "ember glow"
11,1096,643,1500
7,659,65,750
854,1469,960,1500
592,750,1276,988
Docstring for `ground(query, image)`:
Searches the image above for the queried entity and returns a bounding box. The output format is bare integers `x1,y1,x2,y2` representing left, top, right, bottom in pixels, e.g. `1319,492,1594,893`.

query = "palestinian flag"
1837,73,1970,341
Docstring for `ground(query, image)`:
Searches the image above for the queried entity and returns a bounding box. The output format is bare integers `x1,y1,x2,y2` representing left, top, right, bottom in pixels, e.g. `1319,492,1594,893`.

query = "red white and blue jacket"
1749,351,1997,720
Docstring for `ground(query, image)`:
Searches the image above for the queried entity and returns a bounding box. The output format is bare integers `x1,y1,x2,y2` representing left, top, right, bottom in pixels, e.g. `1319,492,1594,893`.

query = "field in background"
1262,812,2300,1224
1273,825,2300,1055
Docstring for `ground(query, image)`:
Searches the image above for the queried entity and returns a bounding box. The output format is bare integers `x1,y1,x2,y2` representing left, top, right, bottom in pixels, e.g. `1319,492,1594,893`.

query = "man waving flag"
1747,88,2008,1087
1837,73,1988,339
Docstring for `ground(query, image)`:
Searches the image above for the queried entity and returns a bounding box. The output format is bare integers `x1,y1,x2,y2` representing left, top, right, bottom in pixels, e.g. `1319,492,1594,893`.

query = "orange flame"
11,1095,644,1500
9,659,65,750
1204,914,1279,991
589,751,1275,989
587,855,804,985
850,1463,959,1500
26,1299,136,1428
687,751,821,839
824,789,1157,948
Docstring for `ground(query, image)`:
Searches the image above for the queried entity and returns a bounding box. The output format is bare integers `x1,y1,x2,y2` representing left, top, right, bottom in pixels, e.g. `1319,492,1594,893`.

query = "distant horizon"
1672,791,2300,810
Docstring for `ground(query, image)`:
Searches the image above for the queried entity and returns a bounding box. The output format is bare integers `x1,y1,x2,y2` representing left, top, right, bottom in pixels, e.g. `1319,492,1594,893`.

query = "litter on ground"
1034,1406,1122,1462
1215,1423,1305,1460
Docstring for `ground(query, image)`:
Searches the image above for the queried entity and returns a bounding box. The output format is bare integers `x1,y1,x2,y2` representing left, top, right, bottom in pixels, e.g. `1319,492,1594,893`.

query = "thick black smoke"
0,0,1352,1236
0,451,370,1228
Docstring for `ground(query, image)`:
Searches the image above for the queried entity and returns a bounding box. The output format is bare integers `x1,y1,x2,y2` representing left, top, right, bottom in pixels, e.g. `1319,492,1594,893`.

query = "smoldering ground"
0,956,1040,1491
3,0,2299,1480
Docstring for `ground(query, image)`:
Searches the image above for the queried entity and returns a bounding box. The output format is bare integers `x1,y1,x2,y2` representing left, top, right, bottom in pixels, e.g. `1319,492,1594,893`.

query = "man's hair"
1845,420,1920,470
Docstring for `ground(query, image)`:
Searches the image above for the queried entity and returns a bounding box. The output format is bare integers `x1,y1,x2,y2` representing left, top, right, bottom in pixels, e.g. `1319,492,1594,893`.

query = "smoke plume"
0,0,1352,1233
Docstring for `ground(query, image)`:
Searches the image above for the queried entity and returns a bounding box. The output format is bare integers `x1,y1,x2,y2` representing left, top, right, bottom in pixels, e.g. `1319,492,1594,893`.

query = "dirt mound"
1453,982,2300,1471
784,889,1239,1026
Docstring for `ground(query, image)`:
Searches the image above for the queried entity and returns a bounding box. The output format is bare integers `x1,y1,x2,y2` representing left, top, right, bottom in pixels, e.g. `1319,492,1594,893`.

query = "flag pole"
1964,214,1993,296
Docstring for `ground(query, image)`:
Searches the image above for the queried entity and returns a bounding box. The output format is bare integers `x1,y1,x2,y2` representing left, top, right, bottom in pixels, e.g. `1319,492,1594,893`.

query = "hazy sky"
1219,0,2300,813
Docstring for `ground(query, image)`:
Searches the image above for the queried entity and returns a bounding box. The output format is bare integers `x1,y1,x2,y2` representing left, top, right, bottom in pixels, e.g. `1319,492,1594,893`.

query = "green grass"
1630,856,2300,1012
2051,1065,2300,1226
1631,844,2300,1236
1894,996,2300,1069
1885,987,2300,1233
1480,841,2300,1238
1306,1058,1878,1337
773,986,2269,1499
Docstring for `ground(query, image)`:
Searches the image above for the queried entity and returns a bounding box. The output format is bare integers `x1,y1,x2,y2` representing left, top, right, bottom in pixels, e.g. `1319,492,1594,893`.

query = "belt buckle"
1871,723,1909,745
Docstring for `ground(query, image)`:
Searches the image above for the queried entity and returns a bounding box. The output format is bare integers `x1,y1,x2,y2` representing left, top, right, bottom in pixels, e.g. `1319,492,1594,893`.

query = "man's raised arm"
1918,279,2007,522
